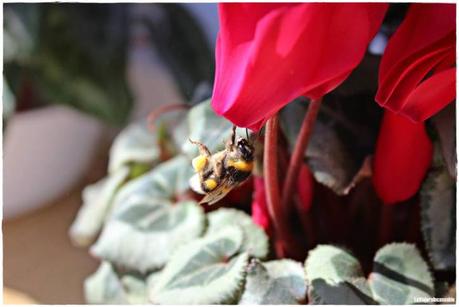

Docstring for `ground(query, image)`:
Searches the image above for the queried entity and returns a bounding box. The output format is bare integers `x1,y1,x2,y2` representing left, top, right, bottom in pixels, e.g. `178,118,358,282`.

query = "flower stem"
264,115,298,257
282,98,322,208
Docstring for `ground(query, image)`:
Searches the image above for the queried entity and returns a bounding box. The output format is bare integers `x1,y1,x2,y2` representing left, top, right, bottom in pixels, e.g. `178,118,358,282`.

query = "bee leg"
189,139,211,173
189,138,211,157
225,125,237,151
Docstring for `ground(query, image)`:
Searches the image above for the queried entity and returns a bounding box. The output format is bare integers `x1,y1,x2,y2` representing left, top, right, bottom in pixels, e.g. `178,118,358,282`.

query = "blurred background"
3,3,218,303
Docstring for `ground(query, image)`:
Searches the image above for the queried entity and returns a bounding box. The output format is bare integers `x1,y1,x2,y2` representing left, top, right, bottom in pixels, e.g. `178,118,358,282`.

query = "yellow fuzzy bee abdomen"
192,155,208,172
227,159,254,172
204,178,218,191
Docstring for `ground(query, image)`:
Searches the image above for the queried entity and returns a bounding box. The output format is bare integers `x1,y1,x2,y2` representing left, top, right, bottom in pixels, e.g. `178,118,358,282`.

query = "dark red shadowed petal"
373,110,433,205
212,3,388,131
376,3,456,121
251,175,272,234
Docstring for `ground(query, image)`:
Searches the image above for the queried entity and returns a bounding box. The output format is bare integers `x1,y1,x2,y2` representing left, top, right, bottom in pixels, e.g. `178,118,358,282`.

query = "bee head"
236,138,254,161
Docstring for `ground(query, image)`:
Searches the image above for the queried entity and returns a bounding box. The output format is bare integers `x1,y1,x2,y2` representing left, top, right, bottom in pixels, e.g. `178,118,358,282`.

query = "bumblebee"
189,125,254,205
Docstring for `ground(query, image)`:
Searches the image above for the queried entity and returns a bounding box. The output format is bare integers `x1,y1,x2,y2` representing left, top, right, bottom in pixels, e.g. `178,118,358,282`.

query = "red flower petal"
376,3,456,121
373,111,433,205
251,175,271,233
212,3,388,131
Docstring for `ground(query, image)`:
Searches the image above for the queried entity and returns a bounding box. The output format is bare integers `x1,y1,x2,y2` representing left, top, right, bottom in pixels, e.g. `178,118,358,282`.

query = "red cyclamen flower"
373,111,433,205
373,3,455,204
375,3,456,121
212,3,388,131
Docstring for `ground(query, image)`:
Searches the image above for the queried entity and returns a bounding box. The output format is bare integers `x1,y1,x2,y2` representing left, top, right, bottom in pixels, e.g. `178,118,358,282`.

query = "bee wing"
199,178,235,205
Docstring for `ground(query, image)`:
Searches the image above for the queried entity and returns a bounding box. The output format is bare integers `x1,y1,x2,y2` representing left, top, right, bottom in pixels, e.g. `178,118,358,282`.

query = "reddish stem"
147,103,190,131
263,115,297,257
282,98,323,208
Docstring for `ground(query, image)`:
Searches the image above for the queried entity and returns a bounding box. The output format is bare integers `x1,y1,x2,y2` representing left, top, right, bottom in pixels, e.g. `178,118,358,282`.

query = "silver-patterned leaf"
69,165,130,247
181,100,245,158
421,146,456,271
108,120,160,174
91,200,205,273
305,245,376,304
206,208,269,259
239,259,306,304
280,101,357,195
84,261,148,304
151,226,249,304
112,155,194,208
369,243,435,304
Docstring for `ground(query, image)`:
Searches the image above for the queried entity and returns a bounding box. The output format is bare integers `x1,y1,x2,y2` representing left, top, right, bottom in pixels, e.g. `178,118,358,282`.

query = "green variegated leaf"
181,100,245,158
108,120,160,174
305,245,376,304
421,146,456,271
113,155,195,208
91,200,205,273
239,259,306,304
121,275,148,305
145,270,164,304
280,101,357,195
84,262,148,304
151,226,249,304
69,165,130,247
305,245,364,284
96,155,198,271
206,208,269,259
155,109,190,152
369,243,435,305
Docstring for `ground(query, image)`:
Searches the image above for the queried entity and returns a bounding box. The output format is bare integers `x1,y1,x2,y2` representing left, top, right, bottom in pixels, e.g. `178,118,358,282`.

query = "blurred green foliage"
4,3,132,126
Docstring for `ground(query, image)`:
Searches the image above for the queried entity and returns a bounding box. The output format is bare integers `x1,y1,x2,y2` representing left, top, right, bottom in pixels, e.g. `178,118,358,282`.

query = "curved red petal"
373,111,433,205
212,3,388,130
403,67,456,122
376,3,456,120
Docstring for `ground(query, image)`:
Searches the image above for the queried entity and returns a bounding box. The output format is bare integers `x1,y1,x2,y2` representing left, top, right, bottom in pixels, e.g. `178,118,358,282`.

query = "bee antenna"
245,128,249,140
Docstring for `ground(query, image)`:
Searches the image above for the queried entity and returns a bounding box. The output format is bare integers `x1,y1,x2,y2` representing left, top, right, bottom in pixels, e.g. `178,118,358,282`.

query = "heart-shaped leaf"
280,101,357,195
91,199,205,273
369,243,435,304
112,155,194,208
151,226,249,304
84,261,148,304
421,145,456,271
69,165,130,247
239,259,306,304
90,154,203,273
206,208,269,259
305,245,376,304
108,120,160,174
181,100,245,158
